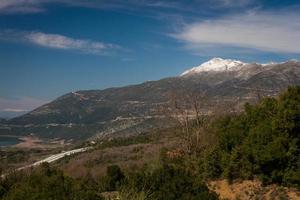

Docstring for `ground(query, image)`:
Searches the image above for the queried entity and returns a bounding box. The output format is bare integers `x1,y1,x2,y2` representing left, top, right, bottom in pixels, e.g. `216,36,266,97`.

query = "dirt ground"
208,179,300,200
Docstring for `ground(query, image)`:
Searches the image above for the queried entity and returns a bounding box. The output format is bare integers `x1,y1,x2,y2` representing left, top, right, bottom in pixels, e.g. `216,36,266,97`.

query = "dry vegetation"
208,179,300,200
58,130,182,178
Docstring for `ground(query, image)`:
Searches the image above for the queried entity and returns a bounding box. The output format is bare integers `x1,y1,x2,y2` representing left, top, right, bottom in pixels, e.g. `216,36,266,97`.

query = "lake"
0,136,21,147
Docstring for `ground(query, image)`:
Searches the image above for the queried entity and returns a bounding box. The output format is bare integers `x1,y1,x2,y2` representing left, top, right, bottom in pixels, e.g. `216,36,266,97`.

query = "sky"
0,0,300,117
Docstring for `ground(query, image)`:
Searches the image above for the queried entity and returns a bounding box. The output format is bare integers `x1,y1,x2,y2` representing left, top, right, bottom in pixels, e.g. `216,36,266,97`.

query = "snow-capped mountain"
181,58,248,76
180,57,297,77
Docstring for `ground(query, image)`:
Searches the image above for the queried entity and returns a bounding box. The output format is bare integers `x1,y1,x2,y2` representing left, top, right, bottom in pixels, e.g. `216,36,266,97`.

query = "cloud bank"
0,96,48,112
172,11,300,54
0,96,47,118
2,108,28,112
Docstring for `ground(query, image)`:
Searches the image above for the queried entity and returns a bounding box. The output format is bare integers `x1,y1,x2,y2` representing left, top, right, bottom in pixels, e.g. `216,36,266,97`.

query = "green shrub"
0,163,103,200
120,164,219,200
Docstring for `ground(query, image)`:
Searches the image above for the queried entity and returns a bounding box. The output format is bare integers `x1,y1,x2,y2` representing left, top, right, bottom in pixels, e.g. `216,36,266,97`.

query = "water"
0,136,21,147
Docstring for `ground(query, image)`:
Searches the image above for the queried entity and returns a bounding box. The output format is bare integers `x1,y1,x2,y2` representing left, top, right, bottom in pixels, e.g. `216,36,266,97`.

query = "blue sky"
0,0,300,116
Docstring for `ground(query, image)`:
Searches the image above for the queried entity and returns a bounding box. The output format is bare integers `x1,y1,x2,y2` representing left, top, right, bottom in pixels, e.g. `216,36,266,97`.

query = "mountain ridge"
1,58,300,141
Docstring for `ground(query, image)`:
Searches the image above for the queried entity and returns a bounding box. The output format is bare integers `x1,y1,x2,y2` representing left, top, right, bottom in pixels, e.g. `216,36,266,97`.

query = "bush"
0,163,103,200
120,164,219,200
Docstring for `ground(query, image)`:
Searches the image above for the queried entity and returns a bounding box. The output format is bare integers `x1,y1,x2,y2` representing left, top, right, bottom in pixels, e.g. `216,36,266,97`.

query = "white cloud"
25,32,119,55
217,0,253,7
0,0,45,13
172,11,300,54
2,108,28,112
0,30,120,55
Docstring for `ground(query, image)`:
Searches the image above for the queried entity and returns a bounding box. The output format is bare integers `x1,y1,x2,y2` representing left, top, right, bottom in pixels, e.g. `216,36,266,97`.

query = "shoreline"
0,135,67,149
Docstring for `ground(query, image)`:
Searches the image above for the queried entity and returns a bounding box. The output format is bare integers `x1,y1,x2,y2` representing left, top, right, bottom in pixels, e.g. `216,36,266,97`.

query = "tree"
106,165,125,191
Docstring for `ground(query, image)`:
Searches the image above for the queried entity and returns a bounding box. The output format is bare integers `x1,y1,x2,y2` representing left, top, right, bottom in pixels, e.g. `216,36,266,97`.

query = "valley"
2,1,300,199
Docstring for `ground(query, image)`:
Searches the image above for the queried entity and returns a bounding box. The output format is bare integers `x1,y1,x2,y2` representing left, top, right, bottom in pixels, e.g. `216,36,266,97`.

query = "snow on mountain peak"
181,57,247,76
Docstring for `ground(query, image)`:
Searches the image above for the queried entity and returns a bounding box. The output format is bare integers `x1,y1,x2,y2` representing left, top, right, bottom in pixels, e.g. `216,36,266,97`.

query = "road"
2,147,91,177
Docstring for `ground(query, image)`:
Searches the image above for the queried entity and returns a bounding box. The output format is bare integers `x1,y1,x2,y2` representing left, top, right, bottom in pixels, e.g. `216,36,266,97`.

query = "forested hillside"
204,86,300,186
1,86,299,199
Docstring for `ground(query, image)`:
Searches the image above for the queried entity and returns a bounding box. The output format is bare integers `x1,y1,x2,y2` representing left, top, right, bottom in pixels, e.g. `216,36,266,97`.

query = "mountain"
1,58,300,141
181,57,247,75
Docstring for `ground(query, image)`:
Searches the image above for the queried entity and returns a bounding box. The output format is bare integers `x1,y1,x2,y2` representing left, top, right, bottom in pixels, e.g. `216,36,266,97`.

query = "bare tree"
163,89,215,154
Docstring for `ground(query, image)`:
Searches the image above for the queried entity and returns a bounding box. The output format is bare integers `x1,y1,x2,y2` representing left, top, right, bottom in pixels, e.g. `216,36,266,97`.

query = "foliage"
120,162,219,200
204,86,300,187
0,163,103,200
103,165,125,191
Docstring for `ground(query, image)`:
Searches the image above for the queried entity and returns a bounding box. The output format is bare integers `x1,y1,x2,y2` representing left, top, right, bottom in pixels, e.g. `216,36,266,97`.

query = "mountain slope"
1,58,300,141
